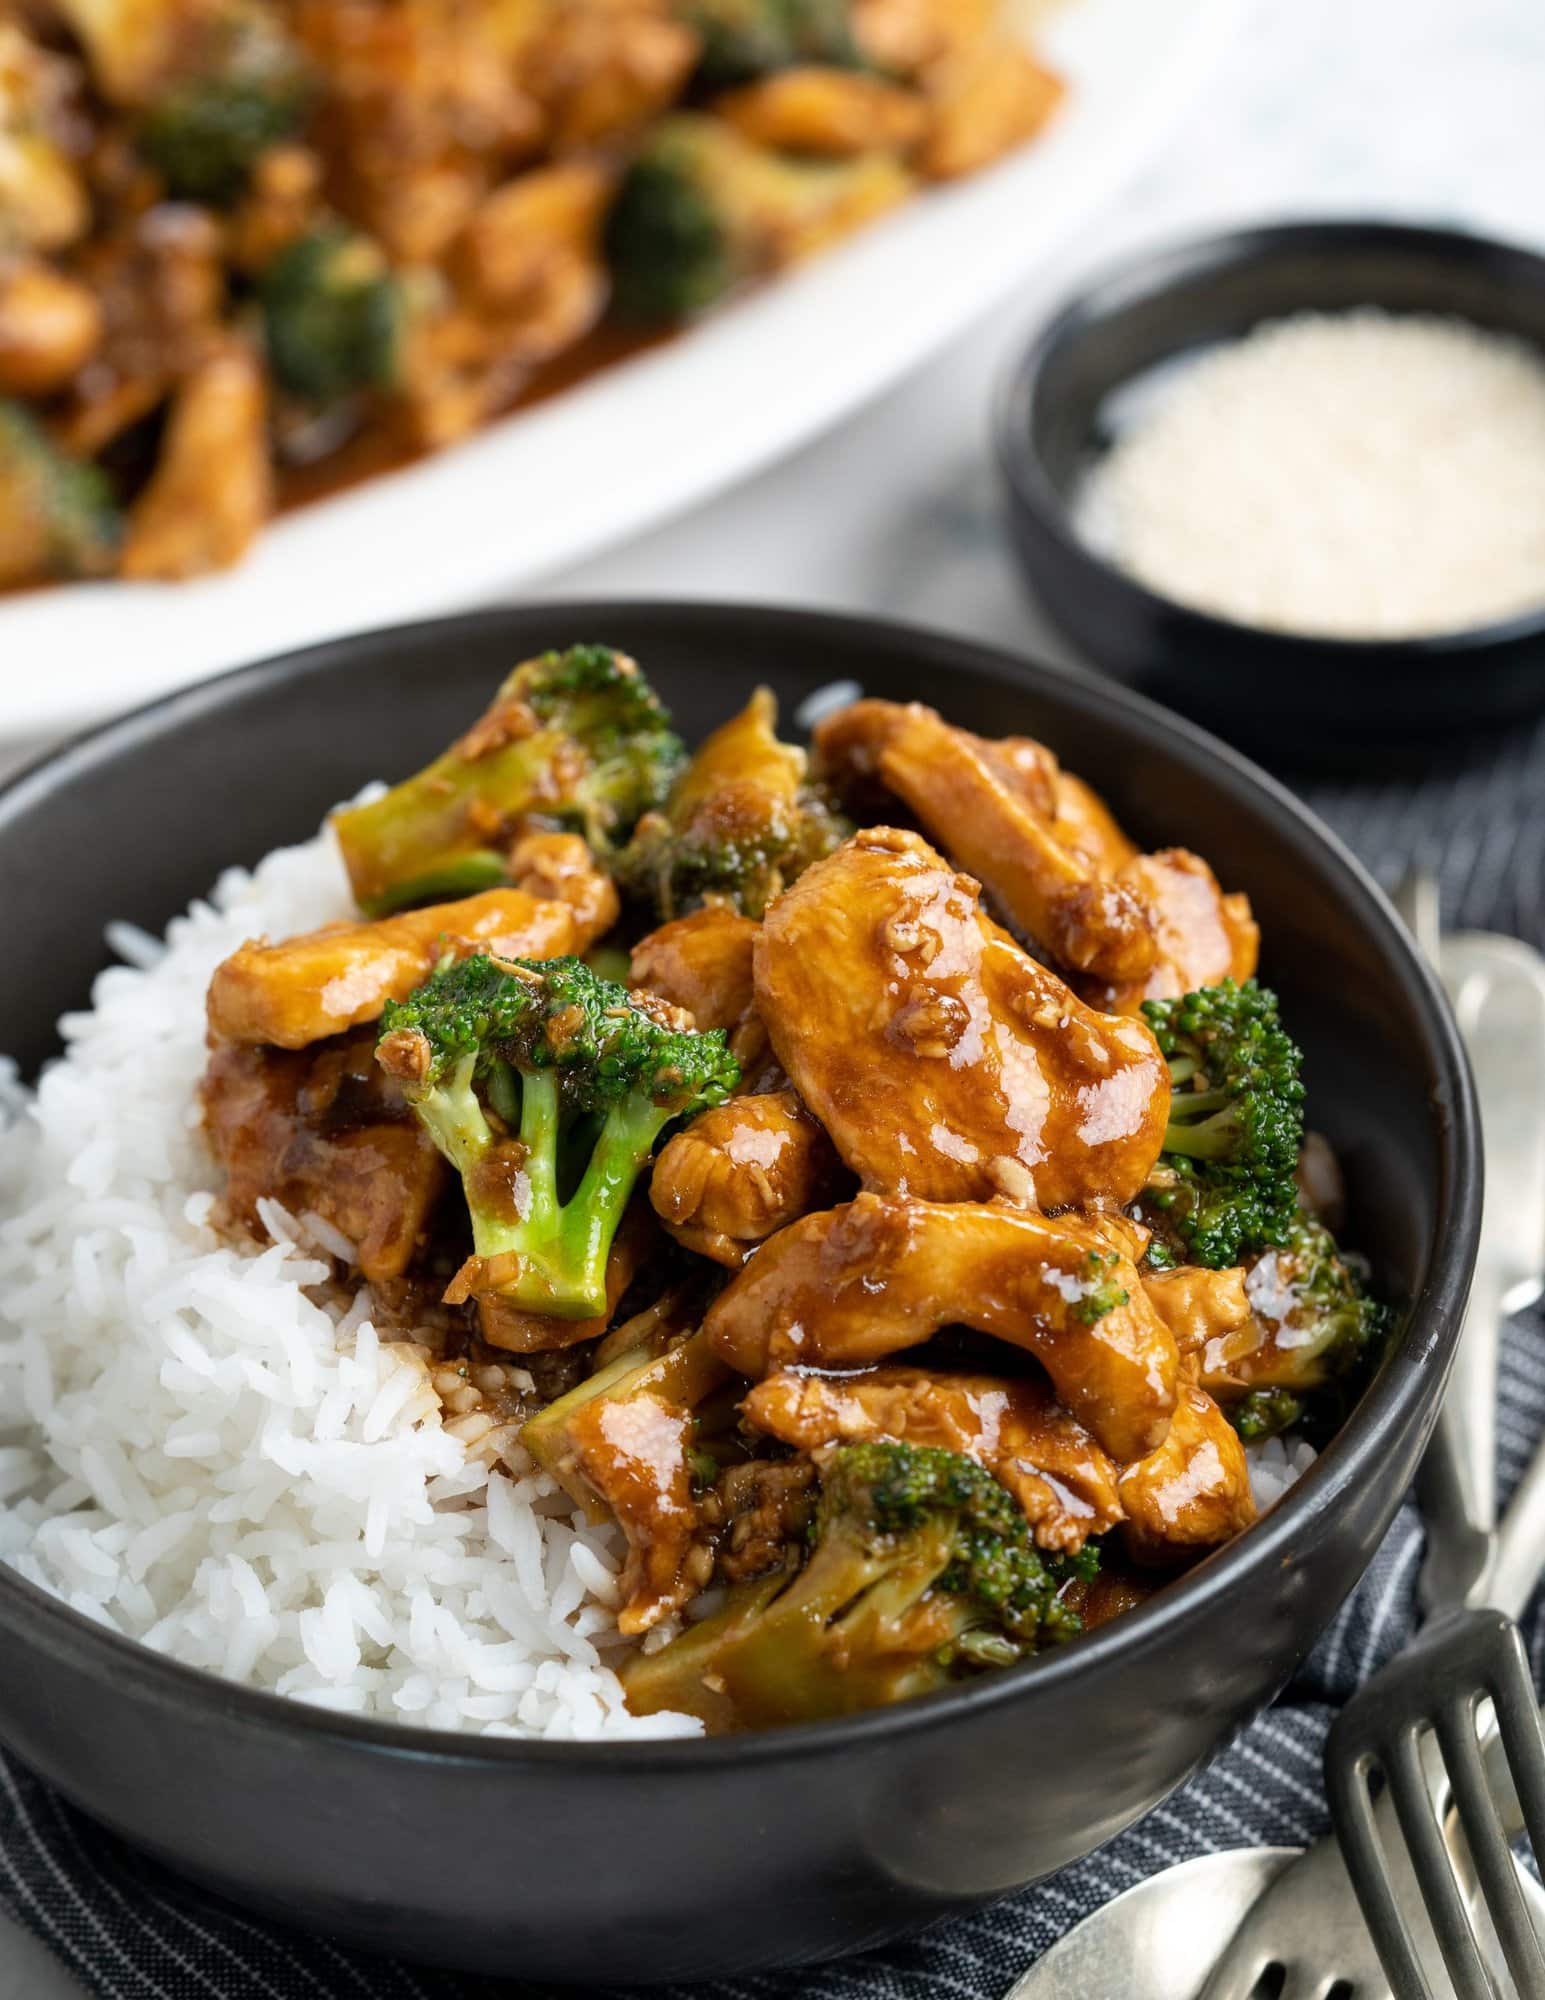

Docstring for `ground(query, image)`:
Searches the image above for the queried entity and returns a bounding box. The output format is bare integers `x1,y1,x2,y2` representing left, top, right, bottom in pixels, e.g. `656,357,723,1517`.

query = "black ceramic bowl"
996,220,1545,759
0,604,1478,1983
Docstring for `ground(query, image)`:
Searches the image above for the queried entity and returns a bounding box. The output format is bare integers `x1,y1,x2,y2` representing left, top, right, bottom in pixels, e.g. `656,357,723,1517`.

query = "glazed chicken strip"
742,1366,1124,1554
207,878,614,1049
650,1089,843,1266
630,906,772,1078
1142,1264,1254,1358
526,1327,731,1634
629,906,758,1032
815,699,1156,983
506,829,623,939
705,1192,1179,1462
815,699,1259,1009
564,1391,707,1636
201,1033,445,1284
754,826,1170,1209
1118,1382,1256,1566
1086,850,1260,1017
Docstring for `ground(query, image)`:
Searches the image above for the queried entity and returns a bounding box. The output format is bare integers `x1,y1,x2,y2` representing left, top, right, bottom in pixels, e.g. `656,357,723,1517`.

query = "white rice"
0,821,700,1740
1244,1434,1317,1513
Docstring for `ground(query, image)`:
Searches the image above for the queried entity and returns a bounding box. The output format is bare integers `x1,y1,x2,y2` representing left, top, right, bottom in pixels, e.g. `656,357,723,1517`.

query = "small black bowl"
0,604,1479,1981
996,220,1545,761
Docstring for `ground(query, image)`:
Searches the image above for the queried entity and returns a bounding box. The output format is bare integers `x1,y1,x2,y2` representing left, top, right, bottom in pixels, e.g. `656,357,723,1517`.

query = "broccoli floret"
378,956,738,1319
1138,980,1306,1270
140,73,305,203
681,0,861,89
0,401,119,589
1245,1210,1389,1392
617,687,848,919
622,1441,1094,1728
137,10,308,203
0,22,90,253
259,226,404,409
1070,1250,1130,1326
1230,1386,1305,1443
603,114,905,324
334,646,685,916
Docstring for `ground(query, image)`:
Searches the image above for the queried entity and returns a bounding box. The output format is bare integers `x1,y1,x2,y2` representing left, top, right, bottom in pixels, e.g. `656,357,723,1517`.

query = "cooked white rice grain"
1245,1434,1318,1513
0,819,700,1741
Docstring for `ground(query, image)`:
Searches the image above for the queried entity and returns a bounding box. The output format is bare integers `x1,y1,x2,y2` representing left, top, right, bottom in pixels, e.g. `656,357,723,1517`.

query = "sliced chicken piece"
1118,1382,1256,1566
1142,1264,1254,1359
705,1192,1179,1462
630,904,774,1080
119,340,273,581
629,905,758,1031
564,1391,709,1635
0,258,101,396
715,67,928,157
623,687,844,925
743,1365,1124,1553
1051,770,1138,877
1084,850,1260,1015
917,36,1063,181
523,1325,731,1633
815,701,1156,983
649,1088,843,1266
207,882,606,1049
518,1,700,151
506,829,622,937
200,1032,445,1283
754,826,1170,1209
815,700,1259,1011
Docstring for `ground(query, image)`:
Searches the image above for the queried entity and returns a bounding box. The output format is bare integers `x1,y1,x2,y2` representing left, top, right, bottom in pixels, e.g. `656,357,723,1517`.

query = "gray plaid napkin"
3,713,1543,1998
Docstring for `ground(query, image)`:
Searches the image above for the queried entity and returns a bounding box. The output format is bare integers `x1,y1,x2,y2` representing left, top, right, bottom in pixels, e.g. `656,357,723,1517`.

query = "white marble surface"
5,0,1545,1990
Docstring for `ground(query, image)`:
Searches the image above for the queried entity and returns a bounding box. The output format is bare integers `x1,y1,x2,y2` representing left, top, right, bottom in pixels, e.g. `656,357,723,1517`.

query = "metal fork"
1325,1608,1545,1999
1197,898,1545,2000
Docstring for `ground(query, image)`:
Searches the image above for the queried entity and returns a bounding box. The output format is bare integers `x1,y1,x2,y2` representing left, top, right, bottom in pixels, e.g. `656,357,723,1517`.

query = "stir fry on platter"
0,0,1062,589
198,648,1388,1731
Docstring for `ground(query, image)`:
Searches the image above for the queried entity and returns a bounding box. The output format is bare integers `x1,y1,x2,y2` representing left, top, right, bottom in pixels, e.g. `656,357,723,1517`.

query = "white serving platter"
0,0,1232,737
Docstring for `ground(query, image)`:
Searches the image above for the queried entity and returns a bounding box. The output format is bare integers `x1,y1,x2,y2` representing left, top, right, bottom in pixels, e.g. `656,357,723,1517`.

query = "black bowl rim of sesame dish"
0,600,1480,1774
996,216,1545,661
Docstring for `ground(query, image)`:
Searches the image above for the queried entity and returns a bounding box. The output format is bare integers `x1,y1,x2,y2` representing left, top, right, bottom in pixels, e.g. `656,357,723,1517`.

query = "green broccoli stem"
412,1055,492,1180
336,735,555,918
515,1065,561,1222
1160,1100,1240,1160
551,1094,676,1312
465,1081,673,1318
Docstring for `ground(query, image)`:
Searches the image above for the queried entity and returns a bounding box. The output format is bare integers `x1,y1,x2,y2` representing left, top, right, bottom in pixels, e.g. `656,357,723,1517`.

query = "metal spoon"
1003,1852,1545,2000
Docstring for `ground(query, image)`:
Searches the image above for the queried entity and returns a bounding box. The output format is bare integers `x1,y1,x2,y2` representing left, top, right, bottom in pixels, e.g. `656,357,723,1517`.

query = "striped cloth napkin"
3,712,1543,2000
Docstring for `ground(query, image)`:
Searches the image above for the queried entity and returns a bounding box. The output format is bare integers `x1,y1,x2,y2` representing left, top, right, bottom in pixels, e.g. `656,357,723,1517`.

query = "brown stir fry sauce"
197,664,1387,1732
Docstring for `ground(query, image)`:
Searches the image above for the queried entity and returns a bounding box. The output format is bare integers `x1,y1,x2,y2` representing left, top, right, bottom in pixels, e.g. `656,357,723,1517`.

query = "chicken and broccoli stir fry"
197,648,1390,1731
0,0,1063,590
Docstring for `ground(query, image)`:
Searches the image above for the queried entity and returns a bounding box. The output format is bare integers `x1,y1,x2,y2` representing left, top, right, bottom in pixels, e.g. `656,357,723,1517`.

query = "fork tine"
1277,1974,1344,2000
1325,1743,1440,2000
1436,1691,1545,1992
1383,1723,1497,2000
1488,1629,1545,1863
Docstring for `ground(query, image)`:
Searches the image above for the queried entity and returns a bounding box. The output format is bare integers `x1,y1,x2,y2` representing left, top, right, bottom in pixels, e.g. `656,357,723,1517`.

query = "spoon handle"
1489,1400,1545,1621
1417,1261,1505,1617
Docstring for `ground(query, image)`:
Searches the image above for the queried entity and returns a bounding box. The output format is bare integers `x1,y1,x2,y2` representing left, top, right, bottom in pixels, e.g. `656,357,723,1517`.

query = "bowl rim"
0,598,1482,1772
995,215,1545,659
